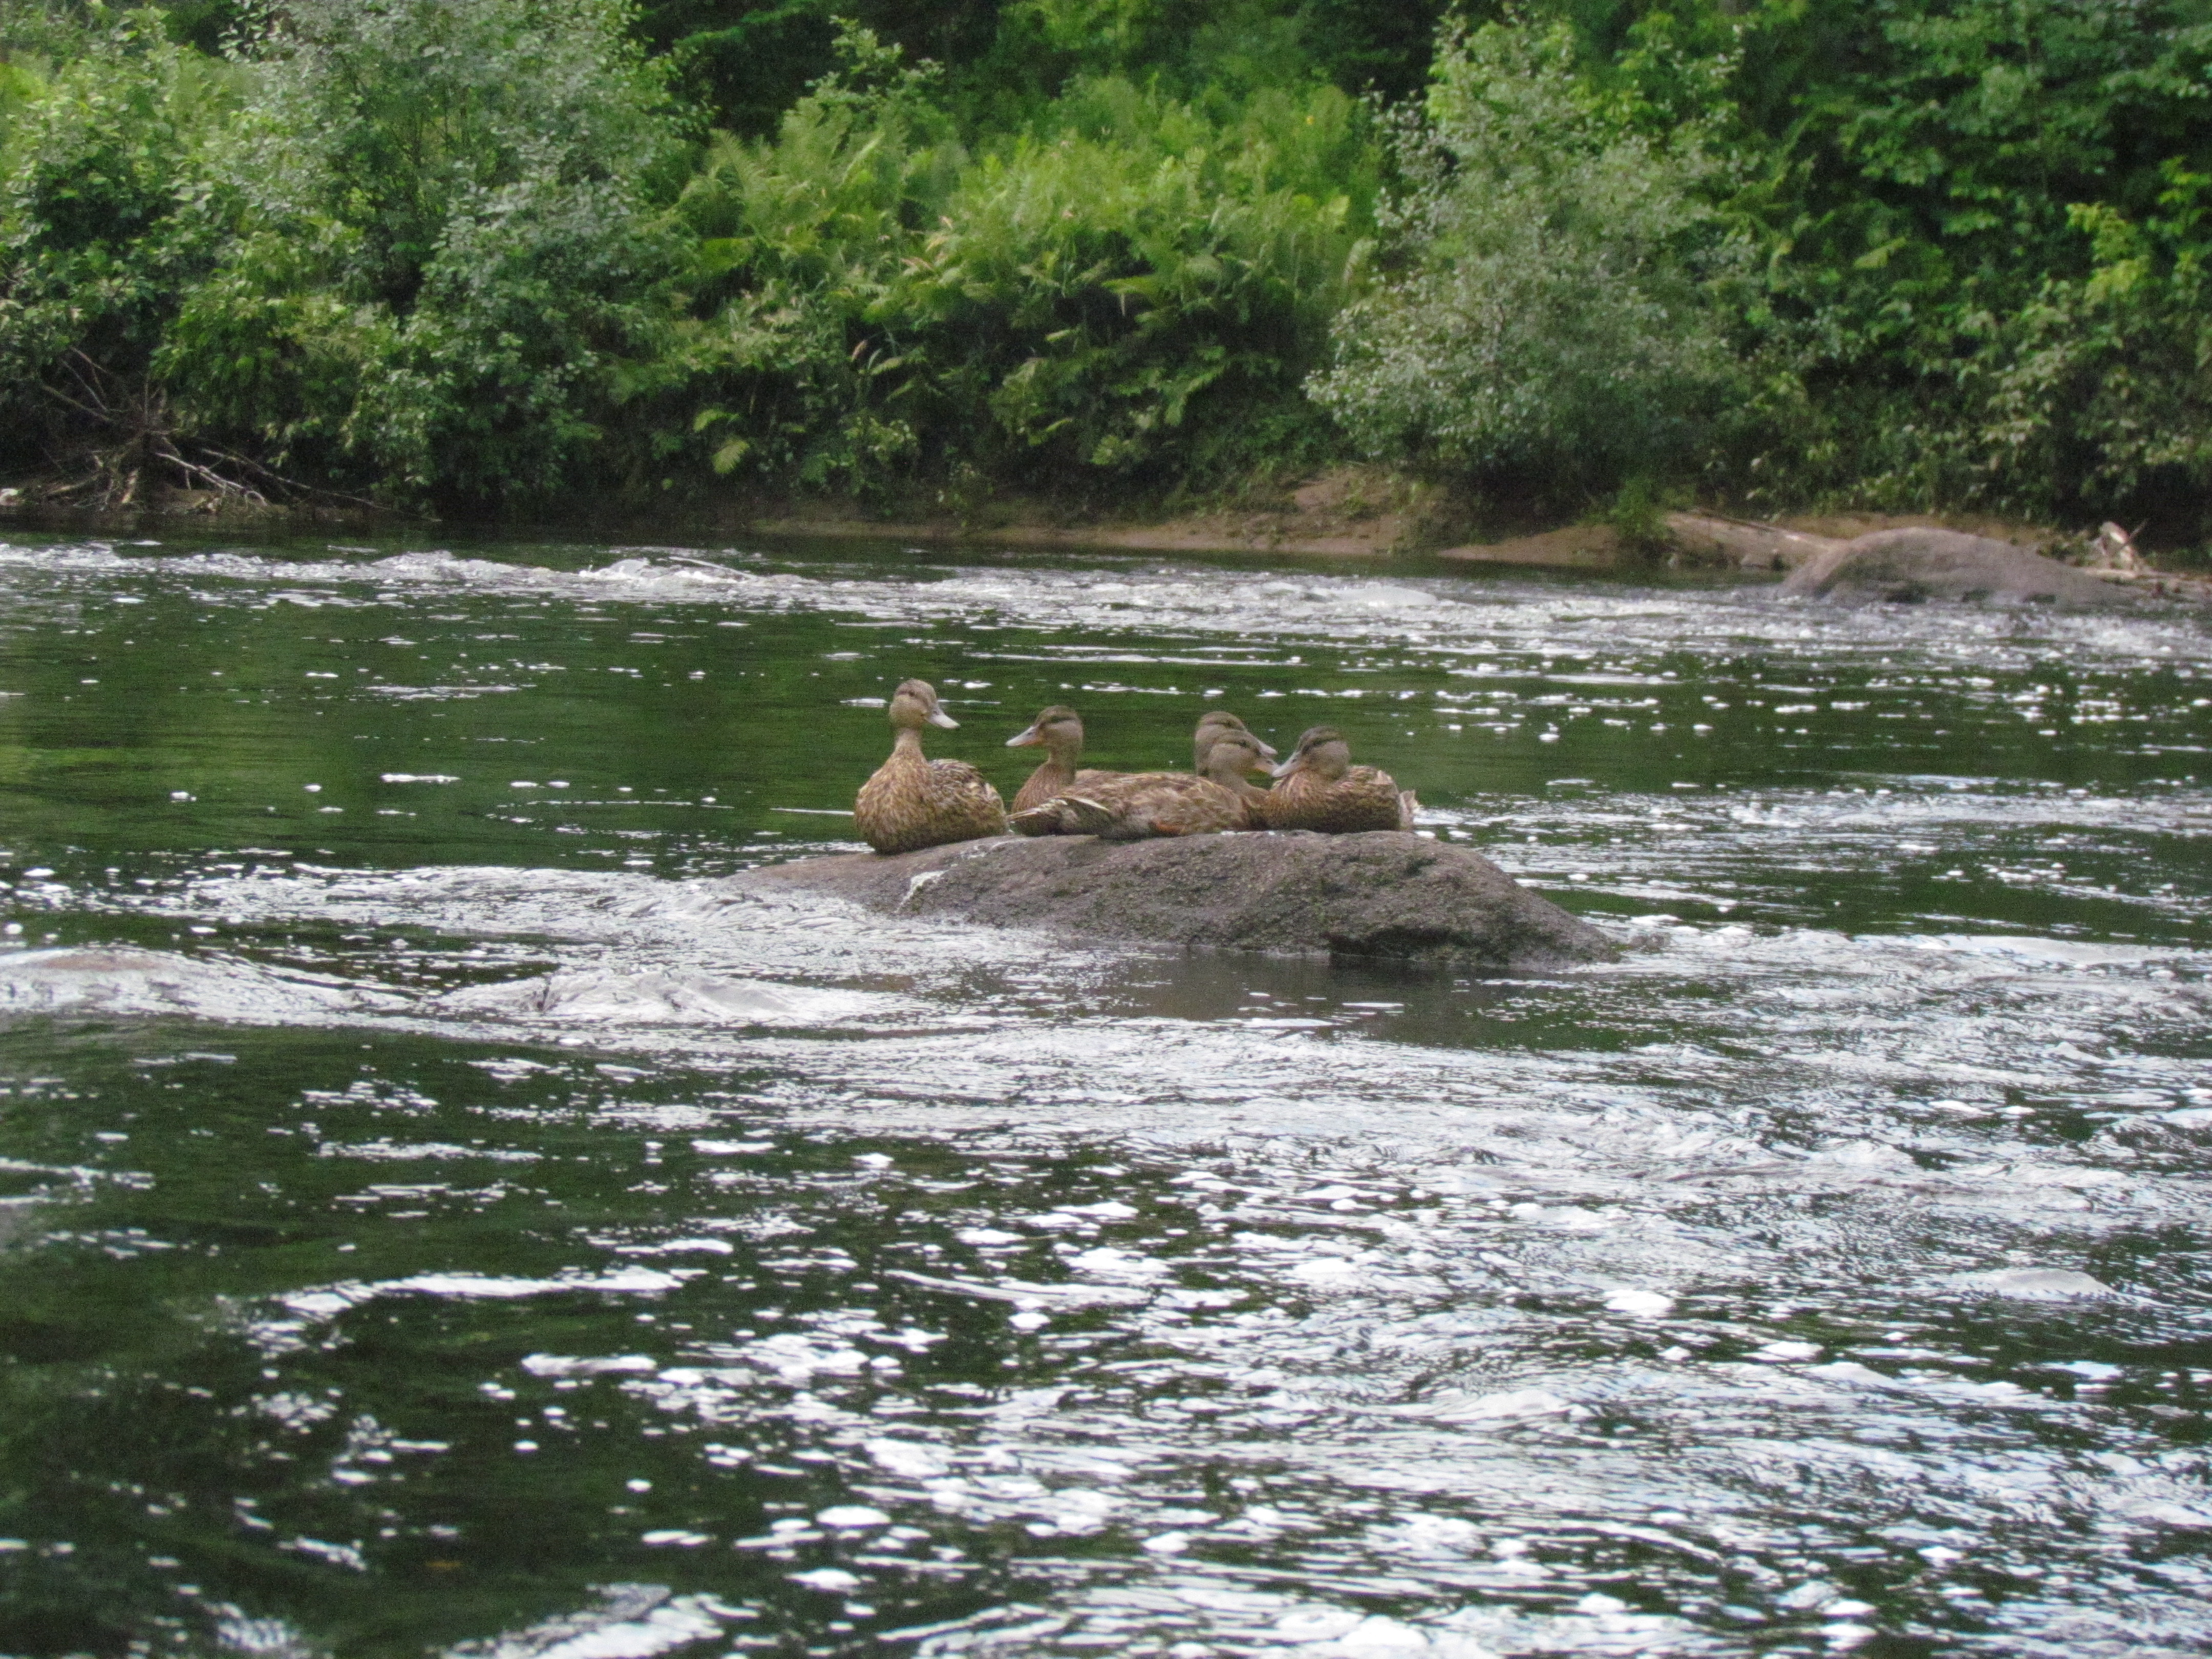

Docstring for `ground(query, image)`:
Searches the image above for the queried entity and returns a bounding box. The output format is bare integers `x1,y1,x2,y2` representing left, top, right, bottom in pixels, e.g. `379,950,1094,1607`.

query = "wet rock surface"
738,830,1616,970
1781,527,2139,607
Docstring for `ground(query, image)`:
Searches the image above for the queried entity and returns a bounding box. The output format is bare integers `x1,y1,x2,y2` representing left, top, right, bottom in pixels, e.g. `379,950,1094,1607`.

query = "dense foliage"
1665,0,2212,531
0,0,688,507
1,0,2208,541
1310,20,1741,500
671,32,1370,498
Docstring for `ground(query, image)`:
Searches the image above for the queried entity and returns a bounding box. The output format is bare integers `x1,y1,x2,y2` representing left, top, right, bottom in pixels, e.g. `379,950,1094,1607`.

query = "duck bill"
1252,737,1278,760
1269,755,1300,779
928,709,959,729
1006,727,1043,747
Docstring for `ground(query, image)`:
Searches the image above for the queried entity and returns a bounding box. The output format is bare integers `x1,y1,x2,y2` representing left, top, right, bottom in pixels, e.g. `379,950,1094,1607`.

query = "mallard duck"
1192,710,1276,773
1262,725,1416,833
1005,706,1123,814
853,679,1007,854
1009,730,1276,839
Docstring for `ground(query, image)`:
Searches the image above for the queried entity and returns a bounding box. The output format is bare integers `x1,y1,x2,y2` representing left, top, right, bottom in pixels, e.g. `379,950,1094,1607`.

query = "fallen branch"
26,357,377,514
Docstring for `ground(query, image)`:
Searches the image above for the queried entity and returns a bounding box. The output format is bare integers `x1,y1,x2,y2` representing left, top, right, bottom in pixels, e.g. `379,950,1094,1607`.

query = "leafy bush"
1664,0,2212,536
1308,18,1742,504
0,11,241,500
673,25,1372,498
665,25,955,492
2,0,692,508
183,0,691,505
924,73,1370,483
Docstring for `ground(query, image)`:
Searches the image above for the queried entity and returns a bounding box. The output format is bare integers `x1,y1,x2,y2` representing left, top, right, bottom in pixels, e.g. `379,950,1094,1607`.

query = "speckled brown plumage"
1261,725,1415,833
854,679,1007,855
1005,706,1122,818
1009,732,1275,839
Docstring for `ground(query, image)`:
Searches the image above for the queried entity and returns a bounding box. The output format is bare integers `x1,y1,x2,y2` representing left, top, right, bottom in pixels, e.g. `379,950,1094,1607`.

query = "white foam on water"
445,1587,739,1659
0,947,398,1024
8,534,2212,1656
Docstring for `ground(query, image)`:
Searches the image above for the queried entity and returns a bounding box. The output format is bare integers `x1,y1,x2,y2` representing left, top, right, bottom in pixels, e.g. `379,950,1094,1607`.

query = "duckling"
1005,706,1122,814
1009,730,1275,839
1262,725,1416,833
853,679,1007,854
1192,709,1277,773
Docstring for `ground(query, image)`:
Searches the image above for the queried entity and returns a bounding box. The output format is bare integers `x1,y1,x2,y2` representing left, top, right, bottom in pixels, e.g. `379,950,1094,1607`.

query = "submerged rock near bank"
1780,527,2139,607
737,832,1614,971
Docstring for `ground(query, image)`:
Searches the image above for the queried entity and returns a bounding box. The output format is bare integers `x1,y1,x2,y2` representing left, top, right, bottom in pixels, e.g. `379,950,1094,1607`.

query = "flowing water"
1,527,2208,1659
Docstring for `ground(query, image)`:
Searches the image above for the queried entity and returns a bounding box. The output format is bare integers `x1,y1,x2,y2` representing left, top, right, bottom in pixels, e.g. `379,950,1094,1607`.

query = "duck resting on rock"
1192,709,1275,773
853,679,1007,854
1262,725,1416,833
1009,730,1276,839
1005,706,1122,814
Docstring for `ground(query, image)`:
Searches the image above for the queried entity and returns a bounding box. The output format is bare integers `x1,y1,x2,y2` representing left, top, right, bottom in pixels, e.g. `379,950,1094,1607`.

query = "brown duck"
1192,709,1275,772
1005,706,1122,814
1009,730,1276,839
1262,725,1416,833
853,679,1007,854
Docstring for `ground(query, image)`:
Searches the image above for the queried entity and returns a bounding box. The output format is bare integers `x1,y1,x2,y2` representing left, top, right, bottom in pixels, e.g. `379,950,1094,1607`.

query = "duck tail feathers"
1053,795,1123,836
1008,794,1119,836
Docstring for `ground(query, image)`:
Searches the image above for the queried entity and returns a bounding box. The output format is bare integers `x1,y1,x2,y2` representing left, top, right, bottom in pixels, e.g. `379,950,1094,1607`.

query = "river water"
0,528,2207,1659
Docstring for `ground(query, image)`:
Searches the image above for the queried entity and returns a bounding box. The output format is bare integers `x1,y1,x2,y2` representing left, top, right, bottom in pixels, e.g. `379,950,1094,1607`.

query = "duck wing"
1136,777,1249,837
926,759,1006,830
1334,765,1405,832
1264,766,1403,833
1011,763,1125,816
1008,773,1243,840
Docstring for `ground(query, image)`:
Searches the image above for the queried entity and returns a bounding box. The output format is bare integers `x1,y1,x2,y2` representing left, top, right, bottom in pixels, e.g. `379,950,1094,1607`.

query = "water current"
0,527,2207,1659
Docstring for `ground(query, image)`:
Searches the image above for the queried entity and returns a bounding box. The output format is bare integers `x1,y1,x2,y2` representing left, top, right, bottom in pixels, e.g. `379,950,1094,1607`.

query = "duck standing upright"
1009,730,1276,839
1005,706,1121,814
1263,725,1416,833
853,679,1007,854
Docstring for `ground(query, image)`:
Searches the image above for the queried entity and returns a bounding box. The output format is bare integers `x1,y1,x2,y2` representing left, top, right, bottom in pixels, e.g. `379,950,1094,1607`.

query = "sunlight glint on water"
0,527,2207,1658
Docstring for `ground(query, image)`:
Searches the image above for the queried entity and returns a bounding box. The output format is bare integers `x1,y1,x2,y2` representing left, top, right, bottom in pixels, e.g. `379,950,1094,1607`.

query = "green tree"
171,0,691,507
1309,17,1741,503
0,9,243,501
1604,0,2212,533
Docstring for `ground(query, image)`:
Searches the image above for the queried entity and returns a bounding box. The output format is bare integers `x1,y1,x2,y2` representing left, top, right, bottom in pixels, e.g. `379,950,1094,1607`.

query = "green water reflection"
0,527,2206,1657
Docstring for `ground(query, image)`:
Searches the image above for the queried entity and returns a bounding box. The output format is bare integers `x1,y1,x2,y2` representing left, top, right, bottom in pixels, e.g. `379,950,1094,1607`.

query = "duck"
1009,730,1277,839
1262,725,1417,833
853,679,1007,854
1005,706,1123,814
1192,709,1276,773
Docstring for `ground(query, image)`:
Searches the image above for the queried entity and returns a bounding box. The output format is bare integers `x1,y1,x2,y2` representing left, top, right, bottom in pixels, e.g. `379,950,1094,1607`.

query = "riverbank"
739,473,2211,597
6,466,2208,600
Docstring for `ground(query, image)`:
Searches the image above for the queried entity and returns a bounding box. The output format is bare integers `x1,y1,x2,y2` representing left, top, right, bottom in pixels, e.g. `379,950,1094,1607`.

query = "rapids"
0,527,2206,1657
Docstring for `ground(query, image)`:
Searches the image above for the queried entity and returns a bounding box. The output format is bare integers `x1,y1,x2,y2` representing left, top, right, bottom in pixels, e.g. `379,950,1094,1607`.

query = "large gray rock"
738,832,1614,971
1781,527,2136,607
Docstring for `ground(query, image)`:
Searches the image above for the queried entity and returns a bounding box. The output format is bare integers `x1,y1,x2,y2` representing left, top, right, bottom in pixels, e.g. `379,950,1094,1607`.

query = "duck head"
1193,709,1276,769
889,679,959,730
1007,705,1082,754
1200,730,1277,790
1271,725,1351,781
